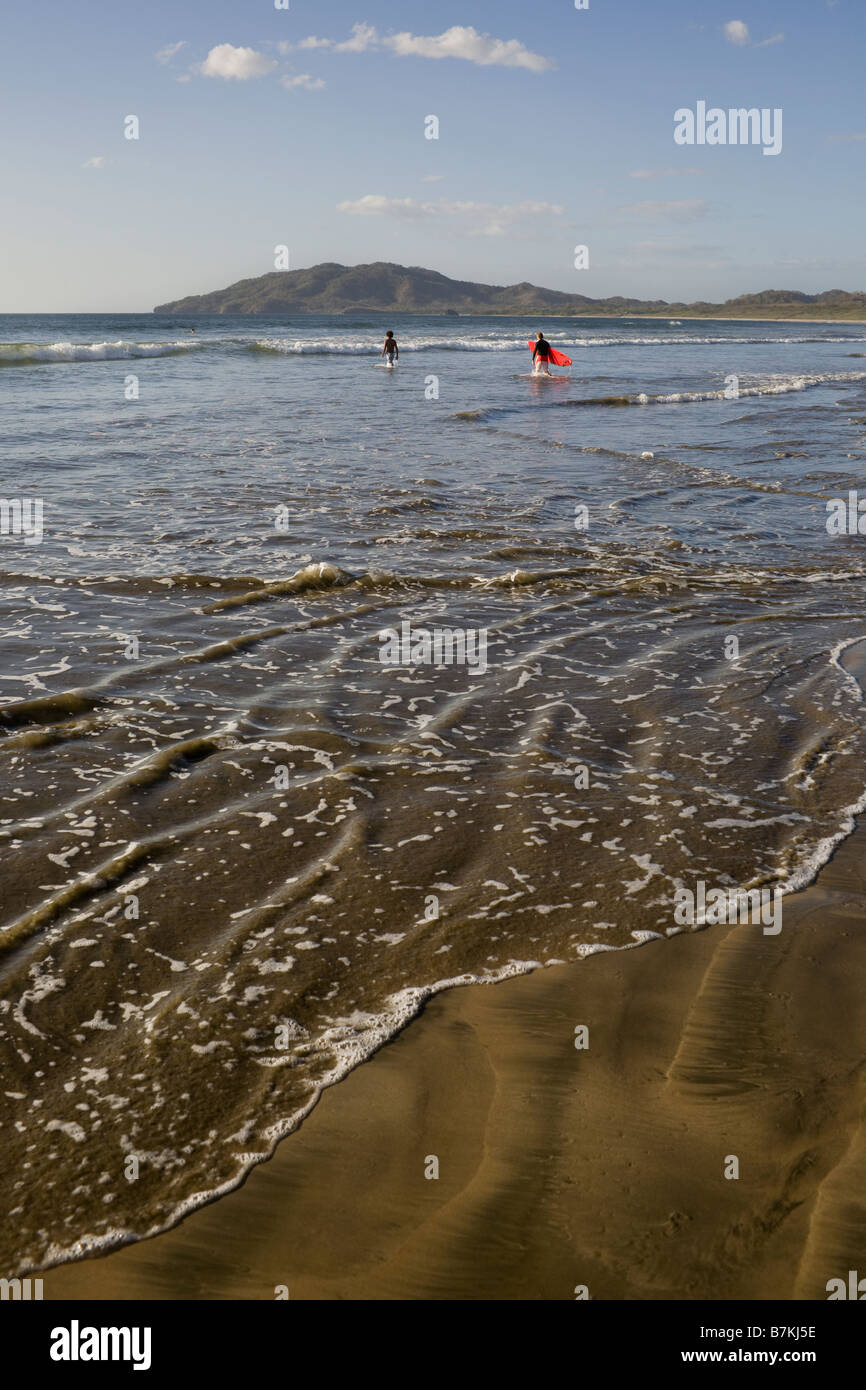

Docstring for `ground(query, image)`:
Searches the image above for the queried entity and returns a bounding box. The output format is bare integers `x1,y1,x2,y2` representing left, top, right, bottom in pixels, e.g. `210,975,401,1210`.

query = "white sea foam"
252,333,866,356
628,372,866,405
4,331,863,367
11,322,866,1279
254,335,540,355
28,712,866,1282
0,340,197,365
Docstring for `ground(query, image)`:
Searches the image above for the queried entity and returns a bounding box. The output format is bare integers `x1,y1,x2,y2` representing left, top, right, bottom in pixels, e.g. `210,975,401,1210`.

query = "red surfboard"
528,339,572,366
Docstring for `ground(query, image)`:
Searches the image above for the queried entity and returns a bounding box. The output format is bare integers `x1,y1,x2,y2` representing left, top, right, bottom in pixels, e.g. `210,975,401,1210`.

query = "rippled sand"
42,805,866,1301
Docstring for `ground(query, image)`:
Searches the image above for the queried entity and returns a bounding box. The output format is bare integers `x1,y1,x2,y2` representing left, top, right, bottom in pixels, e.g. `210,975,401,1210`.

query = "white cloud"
724,20,784,47
156,41,186,64
385,26,553,72
200,44,277,80
82,156,106,169
829,131,866,143
281,73,326,91
291,25,378,54
338,195,431,219
629,168,703,179
335,23,379,53
422,175,445,183
619,199,709,220
337,194,563,237
288,23,551,72
724,20,750,45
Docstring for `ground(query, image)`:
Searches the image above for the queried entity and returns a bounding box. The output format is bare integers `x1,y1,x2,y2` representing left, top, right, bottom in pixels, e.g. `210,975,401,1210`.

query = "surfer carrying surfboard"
529,333,572,375
532,332,553,374
381,331,399,367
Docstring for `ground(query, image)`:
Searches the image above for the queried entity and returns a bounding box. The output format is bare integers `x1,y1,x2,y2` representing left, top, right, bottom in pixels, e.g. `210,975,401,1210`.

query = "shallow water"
2,312,866,1272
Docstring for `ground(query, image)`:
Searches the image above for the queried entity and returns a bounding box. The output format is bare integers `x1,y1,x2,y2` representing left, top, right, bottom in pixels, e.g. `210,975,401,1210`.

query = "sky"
1,0,863,311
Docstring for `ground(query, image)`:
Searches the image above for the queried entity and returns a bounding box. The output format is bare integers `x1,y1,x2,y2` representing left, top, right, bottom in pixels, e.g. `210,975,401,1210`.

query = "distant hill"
153,263,866,319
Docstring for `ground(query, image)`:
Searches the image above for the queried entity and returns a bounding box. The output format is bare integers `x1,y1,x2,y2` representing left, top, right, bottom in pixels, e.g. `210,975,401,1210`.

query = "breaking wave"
0,340,200,367
452,371,866,418
4,332,865,368
251,334,866,356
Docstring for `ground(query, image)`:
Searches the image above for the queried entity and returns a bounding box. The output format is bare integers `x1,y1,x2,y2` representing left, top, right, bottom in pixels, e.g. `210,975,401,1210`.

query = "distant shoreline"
147,311,866,324
551,314,866,324
151,261,866,320
4,311,863,324
462,314,866,324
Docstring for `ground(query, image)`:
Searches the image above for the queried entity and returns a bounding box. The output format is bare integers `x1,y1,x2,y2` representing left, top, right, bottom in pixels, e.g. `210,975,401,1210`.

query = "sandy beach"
43,656,866,1301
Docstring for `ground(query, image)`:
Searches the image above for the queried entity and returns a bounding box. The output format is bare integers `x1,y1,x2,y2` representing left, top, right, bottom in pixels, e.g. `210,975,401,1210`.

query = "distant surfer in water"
381,331,399,367
532,332,552,375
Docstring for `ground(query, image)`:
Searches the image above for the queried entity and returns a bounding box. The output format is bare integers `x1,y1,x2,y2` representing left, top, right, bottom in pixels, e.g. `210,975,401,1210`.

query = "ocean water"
2,312,866,1273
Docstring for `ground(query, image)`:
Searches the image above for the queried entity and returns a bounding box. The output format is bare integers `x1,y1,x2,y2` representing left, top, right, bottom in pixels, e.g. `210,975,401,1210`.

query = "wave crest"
0,340,198,367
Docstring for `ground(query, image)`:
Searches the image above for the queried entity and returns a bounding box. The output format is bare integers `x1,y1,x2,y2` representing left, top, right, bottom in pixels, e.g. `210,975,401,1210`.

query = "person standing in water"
532,332,553,375
381,331,399,367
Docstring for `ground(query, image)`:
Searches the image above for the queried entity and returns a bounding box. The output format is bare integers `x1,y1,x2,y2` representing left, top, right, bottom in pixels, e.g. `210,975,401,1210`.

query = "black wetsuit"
533,338,552,362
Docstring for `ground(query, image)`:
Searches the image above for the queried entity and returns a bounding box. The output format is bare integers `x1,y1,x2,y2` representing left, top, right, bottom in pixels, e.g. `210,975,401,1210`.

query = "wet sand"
43,819,866,1301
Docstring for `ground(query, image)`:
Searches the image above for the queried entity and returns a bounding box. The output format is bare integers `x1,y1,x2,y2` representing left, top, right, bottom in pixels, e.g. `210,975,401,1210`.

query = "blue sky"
1,0,863,310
